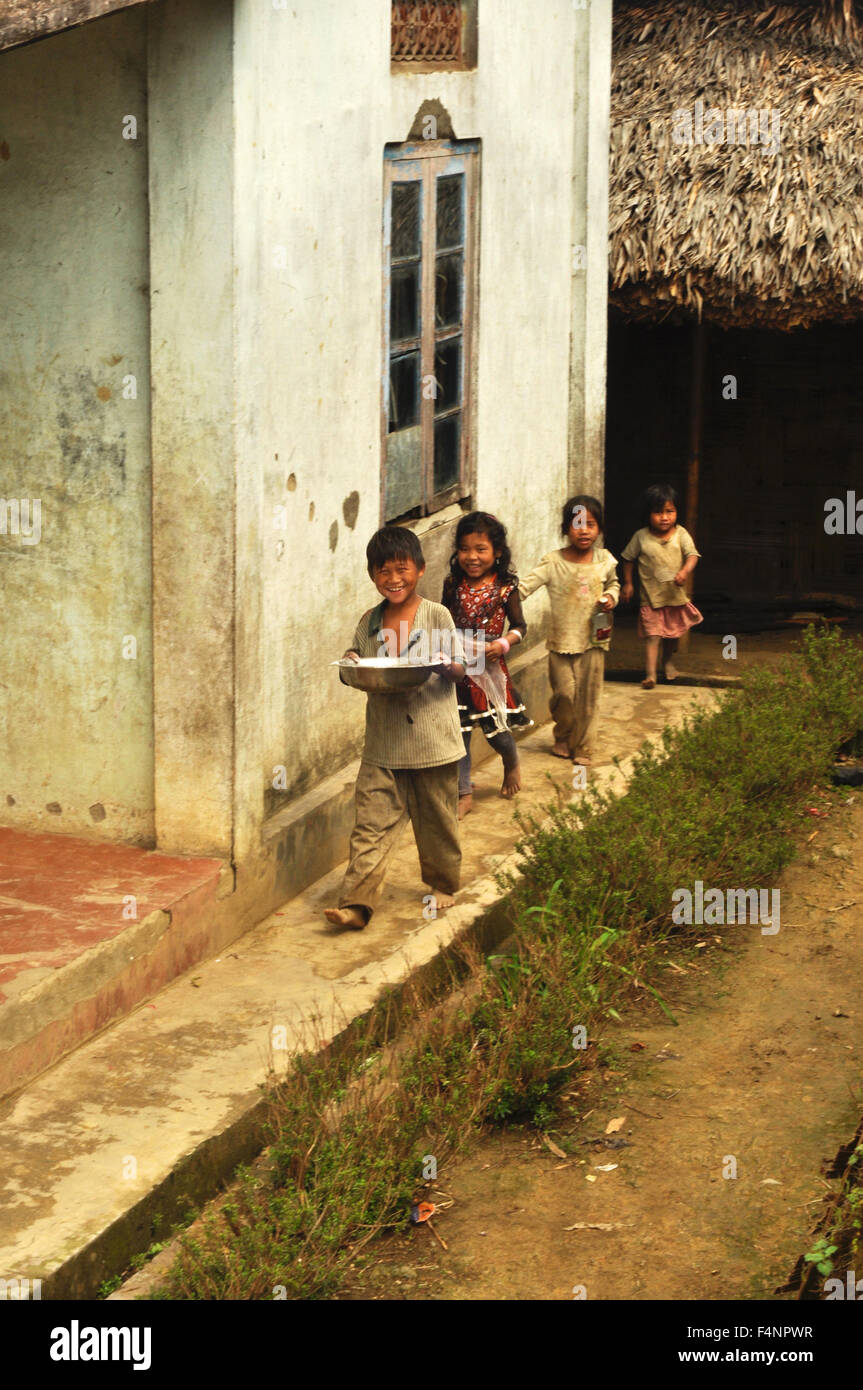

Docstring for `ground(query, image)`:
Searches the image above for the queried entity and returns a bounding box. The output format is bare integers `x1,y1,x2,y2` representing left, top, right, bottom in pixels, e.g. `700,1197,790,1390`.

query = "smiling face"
566,508,600,551
457,530,499,581
371,555,424,606
649,500,678,534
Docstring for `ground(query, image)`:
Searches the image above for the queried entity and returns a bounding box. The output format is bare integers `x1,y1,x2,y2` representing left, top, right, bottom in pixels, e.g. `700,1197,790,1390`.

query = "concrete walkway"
0,684,716,1298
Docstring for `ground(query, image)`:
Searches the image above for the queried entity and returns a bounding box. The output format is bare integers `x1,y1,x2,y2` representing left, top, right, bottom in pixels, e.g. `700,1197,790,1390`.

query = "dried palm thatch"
610,0,863,328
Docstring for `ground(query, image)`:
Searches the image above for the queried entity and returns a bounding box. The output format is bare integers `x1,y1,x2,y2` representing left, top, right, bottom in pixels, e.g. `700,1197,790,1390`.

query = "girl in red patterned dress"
442,512,532,819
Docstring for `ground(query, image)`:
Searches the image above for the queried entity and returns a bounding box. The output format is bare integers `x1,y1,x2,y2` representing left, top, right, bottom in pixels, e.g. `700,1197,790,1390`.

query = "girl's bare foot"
458,793,473,819
551,741,570,759
572,753,591,766
664,661,679,682
500,765,521,798
641,677,655,689
324,906,367,929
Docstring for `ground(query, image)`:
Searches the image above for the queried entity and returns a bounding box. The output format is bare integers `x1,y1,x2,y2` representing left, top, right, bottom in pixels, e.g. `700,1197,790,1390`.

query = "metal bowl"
332,656,445,693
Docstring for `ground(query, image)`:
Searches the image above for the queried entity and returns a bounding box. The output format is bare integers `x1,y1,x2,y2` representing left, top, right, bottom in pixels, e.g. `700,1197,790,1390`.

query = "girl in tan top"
519,496,620,765
620,484,702,689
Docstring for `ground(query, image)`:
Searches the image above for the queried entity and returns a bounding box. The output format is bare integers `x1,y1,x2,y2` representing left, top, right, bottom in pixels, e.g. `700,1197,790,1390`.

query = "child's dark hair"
447,511,517,589
561,494,603,536
366,525,424,577
641,483,680,524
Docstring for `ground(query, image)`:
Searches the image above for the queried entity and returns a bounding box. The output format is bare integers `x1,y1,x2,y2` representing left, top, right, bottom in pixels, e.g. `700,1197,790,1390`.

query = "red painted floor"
0,827,223,1001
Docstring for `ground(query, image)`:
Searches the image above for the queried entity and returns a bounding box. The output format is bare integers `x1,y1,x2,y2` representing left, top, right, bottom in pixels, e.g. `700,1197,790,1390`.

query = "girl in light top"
620,483,702,689
519,495,620,765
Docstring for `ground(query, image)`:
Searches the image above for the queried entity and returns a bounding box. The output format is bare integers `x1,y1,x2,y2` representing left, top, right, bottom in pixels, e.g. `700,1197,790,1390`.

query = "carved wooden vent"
391,2,464,64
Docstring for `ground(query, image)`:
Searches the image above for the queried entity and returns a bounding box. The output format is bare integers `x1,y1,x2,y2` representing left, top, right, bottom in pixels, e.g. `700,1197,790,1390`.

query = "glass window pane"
388,351,420,432
433,413,460,493
436,174,464,251
433,338,461,415
392,181,421,260
386,425,423,519
435,253,462,330
390,264,420,342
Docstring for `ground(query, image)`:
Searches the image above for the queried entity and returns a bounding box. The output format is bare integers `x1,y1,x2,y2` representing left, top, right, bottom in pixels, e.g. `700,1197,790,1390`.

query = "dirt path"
343,794,863,1301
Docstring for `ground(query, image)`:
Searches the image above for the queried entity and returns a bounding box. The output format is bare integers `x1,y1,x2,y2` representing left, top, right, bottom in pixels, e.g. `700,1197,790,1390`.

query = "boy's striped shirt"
347,597,465,769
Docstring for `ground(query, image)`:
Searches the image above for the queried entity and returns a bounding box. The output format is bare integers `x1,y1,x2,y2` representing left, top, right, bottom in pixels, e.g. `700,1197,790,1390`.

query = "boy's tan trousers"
548,648,605,757
339,760,461,920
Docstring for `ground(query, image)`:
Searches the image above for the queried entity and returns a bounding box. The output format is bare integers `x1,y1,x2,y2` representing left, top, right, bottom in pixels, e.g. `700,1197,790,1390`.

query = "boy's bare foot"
458,794,473,819
431,891,455,910
572,753,591,767
641,677,655,689
500,765,521,798
324,906,367,930
664,661,679,682
551,741,570,759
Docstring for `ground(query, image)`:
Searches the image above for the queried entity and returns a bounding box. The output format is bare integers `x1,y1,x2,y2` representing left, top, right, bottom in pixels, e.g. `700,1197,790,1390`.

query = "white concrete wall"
569,0,613,497
230,0,604,861
0,10,153,842
148,0,236,857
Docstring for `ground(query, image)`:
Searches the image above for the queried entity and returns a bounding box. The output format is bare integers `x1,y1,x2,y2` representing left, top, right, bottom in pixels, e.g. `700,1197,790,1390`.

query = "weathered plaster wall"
0,0,611,876
0,11,153,843
147,0,235,857
569,0,613,500
230,0,601,860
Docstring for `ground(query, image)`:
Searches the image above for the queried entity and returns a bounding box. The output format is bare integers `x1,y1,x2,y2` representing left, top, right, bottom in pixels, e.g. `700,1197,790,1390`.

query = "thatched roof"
610,0,863,329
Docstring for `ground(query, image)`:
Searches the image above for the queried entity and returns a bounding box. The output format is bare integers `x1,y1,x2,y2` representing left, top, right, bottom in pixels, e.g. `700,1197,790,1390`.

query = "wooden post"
0,1,151,54
679,317,706,654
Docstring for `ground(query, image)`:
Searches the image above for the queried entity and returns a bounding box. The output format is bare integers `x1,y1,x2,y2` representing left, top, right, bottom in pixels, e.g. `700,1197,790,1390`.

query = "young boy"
324,526,465,930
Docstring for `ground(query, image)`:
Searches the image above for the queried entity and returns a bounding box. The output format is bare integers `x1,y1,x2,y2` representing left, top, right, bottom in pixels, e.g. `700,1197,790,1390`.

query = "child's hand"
597,595,614,613
673,570,687,586
434,652,465,682
620,583,634,604
485,640,505,663
343,650,361,663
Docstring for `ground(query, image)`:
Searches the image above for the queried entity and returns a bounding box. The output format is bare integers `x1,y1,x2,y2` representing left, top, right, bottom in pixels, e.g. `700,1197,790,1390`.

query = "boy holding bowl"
324,526,465,930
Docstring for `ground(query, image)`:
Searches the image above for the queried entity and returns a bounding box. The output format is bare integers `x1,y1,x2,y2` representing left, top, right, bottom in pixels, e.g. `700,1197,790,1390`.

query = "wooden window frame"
381,139,479,524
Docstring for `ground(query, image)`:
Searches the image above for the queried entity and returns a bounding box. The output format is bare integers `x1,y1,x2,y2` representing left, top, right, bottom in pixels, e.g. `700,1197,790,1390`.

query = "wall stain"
0,141,10,161
55,370,127,495
329,520,338,552
342,490,360,530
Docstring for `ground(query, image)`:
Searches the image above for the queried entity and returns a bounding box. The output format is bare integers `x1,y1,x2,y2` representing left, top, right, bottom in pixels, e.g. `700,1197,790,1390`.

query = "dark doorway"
605,314,863,623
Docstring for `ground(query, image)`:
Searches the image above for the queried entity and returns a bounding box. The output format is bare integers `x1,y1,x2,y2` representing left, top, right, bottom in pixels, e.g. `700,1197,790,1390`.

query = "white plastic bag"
462,633,510,734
